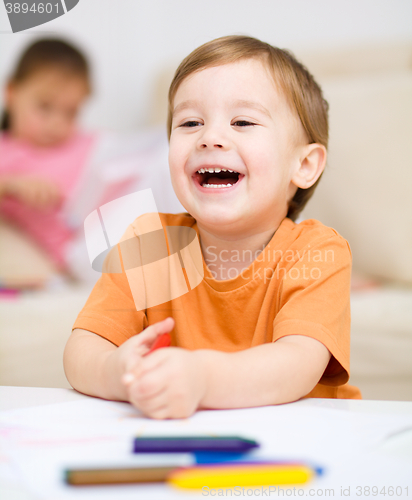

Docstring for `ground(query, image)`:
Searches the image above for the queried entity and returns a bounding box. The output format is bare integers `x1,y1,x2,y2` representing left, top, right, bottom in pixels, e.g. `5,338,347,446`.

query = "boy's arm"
63,329,127,401
63,318,175,401
195,335,331,408
122,333,331,418
64,326,330,415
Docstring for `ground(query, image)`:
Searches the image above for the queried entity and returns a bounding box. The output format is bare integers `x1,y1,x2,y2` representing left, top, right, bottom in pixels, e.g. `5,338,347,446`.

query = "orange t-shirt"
73,212,361,400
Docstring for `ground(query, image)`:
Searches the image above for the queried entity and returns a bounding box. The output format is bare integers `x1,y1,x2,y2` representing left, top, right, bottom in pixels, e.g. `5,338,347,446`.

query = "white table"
1,386,412,499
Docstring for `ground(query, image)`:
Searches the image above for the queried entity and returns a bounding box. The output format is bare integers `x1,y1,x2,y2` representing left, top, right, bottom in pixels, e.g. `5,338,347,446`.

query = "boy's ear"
291,143,327,189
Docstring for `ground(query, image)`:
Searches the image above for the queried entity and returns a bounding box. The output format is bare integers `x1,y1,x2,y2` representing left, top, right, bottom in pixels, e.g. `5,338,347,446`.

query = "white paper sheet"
1,399,411,499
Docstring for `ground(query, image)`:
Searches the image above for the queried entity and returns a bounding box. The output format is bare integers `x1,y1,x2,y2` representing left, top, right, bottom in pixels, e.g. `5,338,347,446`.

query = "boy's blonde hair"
167,35,329,221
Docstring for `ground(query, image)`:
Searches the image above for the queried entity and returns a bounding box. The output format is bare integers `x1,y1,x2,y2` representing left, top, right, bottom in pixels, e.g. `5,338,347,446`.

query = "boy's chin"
194,209,244,228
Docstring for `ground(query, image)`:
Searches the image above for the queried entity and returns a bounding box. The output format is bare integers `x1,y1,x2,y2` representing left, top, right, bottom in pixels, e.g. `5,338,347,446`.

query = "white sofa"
299,43,412,401
0,283,90,389
1,44,411,400
349,286,412,401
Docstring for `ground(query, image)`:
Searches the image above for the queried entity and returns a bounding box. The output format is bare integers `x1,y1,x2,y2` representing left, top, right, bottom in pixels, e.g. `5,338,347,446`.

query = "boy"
64,35,361,420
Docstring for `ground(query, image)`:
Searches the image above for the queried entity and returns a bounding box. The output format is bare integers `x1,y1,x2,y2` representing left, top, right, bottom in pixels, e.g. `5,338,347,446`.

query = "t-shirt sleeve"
272,232,352,386
72,229,148,347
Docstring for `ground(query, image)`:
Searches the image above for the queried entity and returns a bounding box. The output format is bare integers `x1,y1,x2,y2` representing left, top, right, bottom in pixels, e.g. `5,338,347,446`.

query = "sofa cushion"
301,71,412,283
0,218,57,288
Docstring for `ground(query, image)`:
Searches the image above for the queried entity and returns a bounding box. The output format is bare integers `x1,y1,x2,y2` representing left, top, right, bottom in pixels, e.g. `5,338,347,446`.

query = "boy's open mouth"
193,167,242,189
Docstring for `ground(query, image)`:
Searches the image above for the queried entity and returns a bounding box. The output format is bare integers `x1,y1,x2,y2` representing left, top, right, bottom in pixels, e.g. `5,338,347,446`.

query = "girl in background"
0,38,95,274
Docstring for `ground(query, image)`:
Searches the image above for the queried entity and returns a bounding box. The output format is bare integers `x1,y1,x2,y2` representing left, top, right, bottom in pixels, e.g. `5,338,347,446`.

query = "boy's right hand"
117,317,175,385
1,176,62,210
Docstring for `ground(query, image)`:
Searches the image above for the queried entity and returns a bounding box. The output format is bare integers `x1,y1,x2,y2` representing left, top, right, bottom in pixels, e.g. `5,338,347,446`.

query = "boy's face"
169,58,308,236
6,68,89,147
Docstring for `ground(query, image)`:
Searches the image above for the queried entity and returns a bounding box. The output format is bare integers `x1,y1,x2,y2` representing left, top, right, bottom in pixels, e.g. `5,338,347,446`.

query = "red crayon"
144,332,171,356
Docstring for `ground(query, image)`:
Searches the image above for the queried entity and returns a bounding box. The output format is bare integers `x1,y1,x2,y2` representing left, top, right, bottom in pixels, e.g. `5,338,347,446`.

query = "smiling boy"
64,35,361,419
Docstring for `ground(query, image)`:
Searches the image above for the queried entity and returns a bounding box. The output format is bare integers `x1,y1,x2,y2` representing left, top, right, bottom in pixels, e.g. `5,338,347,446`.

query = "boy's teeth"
196,167,236,174
204,183,233,188
196,167,240,188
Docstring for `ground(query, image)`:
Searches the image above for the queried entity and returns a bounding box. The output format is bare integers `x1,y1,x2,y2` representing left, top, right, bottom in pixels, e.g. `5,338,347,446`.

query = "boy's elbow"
63,330,80,389
63,329,102,391
63,329,119,399
273,335,332,402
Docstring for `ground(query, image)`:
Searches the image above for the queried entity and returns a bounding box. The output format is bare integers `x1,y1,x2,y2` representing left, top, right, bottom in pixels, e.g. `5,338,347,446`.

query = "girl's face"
168,58,308,237
6,68,89,147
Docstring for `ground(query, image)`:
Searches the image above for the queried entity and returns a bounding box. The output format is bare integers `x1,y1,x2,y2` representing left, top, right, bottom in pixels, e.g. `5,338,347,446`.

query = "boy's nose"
200,142,223,149
197,125,227,150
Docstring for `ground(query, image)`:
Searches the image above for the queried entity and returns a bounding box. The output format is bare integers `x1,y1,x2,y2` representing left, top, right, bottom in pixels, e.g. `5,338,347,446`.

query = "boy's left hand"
122,347,207,419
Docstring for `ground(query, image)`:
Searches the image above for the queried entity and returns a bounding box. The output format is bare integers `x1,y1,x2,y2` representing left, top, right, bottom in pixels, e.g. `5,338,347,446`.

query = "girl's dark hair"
1,38,90,131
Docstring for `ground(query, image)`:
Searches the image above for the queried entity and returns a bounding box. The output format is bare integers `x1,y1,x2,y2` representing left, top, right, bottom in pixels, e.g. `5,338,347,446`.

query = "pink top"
0,132,96,268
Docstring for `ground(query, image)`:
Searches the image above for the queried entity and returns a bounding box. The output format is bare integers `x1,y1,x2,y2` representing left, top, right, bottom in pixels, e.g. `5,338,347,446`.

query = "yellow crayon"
168,463,315,489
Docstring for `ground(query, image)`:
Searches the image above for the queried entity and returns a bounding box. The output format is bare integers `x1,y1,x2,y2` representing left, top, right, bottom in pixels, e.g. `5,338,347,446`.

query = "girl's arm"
0,177,10,200
0,175,61,208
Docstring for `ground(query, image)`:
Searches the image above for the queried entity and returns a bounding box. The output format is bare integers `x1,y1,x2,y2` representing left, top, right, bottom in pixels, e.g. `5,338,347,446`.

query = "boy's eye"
233,120,255,127
180,121,201,128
